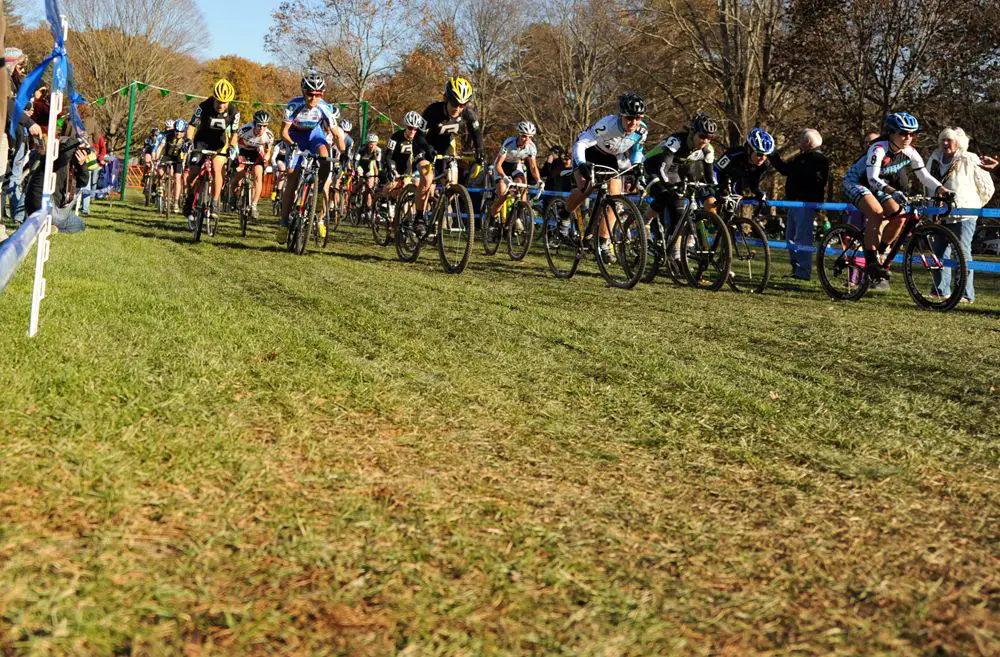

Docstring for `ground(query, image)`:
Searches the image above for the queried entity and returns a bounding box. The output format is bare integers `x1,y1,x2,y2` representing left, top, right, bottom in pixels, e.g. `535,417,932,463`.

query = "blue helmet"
884,112,920,134
174,119,187,132
745,128,775,155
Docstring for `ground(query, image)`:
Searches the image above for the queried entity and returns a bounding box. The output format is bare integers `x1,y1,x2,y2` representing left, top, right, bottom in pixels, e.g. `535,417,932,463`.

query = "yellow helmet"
444,77,473,105
213,78,235,103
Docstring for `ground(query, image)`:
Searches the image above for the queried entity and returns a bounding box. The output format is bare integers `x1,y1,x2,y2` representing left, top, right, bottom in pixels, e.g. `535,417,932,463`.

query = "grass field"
0,195,997,656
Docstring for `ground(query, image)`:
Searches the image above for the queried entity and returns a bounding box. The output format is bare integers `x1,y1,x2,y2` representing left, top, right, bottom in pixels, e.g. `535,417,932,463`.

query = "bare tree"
267,0,417,127
64,0,207,151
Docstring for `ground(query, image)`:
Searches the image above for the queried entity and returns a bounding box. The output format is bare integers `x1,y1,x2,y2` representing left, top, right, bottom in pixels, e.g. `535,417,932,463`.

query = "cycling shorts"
580,146,622,176
161,157,184,175
239,148,266,167
288,125,328,157
843,180,889,206
497,161,536,183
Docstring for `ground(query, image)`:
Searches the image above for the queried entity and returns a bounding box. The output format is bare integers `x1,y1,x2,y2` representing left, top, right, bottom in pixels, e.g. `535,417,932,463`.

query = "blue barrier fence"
0,210,47,294
465,187,1000,273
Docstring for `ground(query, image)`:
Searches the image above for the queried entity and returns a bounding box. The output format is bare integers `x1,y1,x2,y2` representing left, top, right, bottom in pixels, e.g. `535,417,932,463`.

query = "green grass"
0,194,997,656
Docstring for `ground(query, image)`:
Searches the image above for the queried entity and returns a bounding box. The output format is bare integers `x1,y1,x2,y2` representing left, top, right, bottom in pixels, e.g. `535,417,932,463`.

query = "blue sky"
196,0,277,64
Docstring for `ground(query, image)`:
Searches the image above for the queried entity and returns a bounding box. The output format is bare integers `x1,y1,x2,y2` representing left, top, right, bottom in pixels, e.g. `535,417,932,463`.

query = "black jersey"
421,101,483,159
383,129,436,176
643,131,716,184
189,98,240,151
715,148,771,197
162,132,187,160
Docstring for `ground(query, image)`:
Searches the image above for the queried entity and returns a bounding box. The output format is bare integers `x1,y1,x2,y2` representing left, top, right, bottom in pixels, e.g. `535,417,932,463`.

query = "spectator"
79,103,106,215
541,145,568,189
768,128,829,280
4,48,41,226
925,127,995,304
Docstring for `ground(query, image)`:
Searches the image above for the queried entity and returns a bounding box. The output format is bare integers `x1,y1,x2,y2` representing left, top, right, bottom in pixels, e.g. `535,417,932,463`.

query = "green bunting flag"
95,97,106,106
184,94,196,102
252,102,261,108
339,103,347,109
378,114,388,122
159,89,170,97
120,86,129,97
136,83,149,92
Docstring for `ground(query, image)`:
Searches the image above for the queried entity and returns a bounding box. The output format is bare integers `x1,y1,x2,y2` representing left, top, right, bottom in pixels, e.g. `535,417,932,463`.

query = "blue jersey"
283,97,339,132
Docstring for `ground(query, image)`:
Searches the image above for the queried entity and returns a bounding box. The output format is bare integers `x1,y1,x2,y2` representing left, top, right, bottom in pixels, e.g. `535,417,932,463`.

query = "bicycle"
393,156,476,274
187,150,221,242
285,149,322,256
234,157,253,237
718,194,771,294
157,162,173,216
541,163,647,289
480,177,544,261
350,175,377,228
144,159,161,208
817,195,966,310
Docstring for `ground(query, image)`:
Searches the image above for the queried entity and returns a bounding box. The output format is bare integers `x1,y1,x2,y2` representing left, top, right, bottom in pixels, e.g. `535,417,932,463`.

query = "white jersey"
283,96,339,131
845,140,940,194
572,114,647,168
498,136,537,167
236,123,274,151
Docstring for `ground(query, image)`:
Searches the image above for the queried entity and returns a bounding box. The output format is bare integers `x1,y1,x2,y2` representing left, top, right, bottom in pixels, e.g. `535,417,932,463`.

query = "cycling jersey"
161,132,187,161
498,136,537,167
283,96,339,131
572,115,647,170
270,141,289,165
643,131,715,184
356,145,381,177
421,101,484,159
715,148,770,197
842,140,941,204
383,128,436,176
236,123,275,153
190,98,240,152
143,132,165,154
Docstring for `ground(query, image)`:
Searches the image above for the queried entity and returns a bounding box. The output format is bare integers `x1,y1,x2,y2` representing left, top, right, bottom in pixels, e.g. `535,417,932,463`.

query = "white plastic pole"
28,14,69,338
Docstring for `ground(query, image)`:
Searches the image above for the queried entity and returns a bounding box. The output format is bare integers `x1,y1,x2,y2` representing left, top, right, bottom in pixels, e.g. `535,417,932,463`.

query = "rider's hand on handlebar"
891,190,909,206
575,162,591,181
936,186,956,202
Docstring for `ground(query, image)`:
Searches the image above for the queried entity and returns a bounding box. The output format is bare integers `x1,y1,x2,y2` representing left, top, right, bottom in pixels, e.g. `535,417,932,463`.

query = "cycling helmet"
175,119,187,132
340,119,353,132
213,78,235,103
691,112,718,136
367,133,379,144
403,111,425,130
301,73,326,94
618,91,646,117
164,119,175,131
252,110,271,125
149,126,158,134
516,120,537,136
444,77,474,105
884,112,920,134
745,128,775,155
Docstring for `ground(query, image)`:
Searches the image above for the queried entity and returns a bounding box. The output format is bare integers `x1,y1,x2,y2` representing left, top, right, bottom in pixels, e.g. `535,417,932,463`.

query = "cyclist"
141,126,163,169
356,133,381,198
183,79,241,228
148,119,175,195
714,127,775,212
382,111,436,199
417,77,484,235
326,118,355,224
641,112,718,261
155,118,190,213
559,91,648,260
232,109,275,219
487,120,542,221
842,112,953,282
276,73,345,243
270,140,290,202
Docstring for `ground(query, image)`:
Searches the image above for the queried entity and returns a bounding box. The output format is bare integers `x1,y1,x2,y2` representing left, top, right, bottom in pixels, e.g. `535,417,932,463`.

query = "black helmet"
252,110,271,125
691,112,718,136
300,73,326,94
618,91,645,117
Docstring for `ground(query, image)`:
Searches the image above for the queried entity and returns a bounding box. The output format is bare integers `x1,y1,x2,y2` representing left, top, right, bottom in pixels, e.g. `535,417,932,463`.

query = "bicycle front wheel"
594,195,647,289
679,210,731,291
371,194,393,246
727,217,771,293
542,200,582,279
903,223,967,311
481,194,502,256
817,223,869,301
507,201,535,261
394,185,422,263
438,184,475,274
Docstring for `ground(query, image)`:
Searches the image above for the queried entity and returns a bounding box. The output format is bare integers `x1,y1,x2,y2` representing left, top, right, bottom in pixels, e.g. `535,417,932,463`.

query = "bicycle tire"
507,200,534,261
239,184,249,237
817,223,869,301
161,177,172,216
903,223,966,311
641,220,664,284
394,184,422,263
291,183,312,256
727,216,771,293
542,200,582,279
680,209,732,291
203,178,218,237
594,195,647,289
482,194,502,256
438,184,475,274
371,194,393,246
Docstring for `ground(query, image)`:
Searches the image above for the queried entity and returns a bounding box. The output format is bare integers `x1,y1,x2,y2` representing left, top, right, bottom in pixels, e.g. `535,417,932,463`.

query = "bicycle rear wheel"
903,223,966,311
817,223,869,301
394,184,422,263
727,217,771,293
292,182,315,255
481,194,503,256
542,200,582,279
438,184,475,274
507,201,535,261
595,195,647,289
680,210,731,291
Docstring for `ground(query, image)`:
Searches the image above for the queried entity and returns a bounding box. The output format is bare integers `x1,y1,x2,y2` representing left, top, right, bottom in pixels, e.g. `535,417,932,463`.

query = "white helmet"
403,111,425,130
517,120,536,136
164,119,175,131
340,119,352,132
367,133,379,144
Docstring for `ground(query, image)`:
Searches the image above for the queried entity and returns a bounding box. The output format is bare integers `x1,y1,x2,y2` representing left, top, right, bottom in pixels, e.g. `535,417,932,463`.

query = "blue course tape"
743,238,1000,273
0,209,46,294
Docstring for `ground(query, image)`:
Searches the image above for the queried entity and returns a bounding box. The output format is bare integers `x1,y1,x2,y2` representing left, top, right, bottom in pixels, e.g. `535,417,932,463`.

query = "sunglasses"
622,115,643,122
306,92,324,98
696,133,715,140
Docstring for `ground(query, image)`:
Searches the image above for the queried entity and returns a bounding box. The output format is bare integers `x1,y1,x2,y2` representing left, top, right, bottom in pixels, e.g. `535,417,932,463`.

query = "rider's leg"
251,164,264,207
182,160,201,216
210,155,226,208
597,178,623,240
489,178,508,218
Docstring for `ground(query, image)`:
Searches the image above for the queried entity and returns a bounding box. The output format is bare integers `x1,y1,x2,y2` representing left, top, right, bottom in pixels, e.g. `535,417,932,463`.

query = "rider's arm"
462,107,484,160
281,121,294,145
528,156,542,182
864,142,895,194
329,125,346,154
571,127,597,167
494,150,507,171
907,148,945,193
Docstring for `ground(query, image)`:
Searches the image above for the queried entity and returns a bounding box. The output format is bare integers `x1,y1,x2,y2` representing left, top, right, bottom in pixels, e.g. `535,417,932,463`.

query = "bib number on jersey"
665,135,682,151
717,155,731,169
